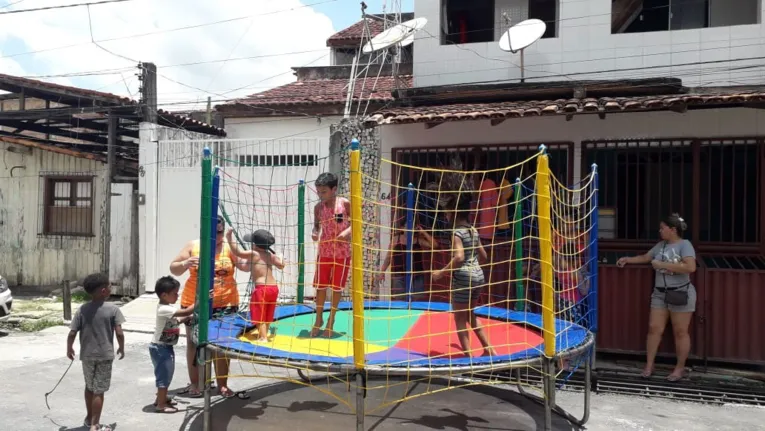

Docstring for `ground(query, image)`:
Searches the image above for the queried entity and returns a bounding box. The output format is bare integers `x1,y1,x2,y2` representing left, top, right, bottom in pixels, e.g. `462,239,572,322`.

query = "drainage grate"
476,370,765,407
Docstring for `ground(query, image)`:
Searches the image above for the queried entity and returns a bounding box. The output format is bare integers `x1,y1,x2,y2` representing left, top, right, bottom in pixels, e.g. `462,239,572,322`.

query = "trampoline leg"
543,358,554,431
355,373,365,431
202,348,212,431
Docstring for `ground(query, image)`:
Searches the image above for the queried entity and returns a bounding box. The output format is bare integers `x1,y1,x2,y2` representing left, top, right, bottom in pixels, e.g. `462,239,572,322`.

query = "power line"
0,0,339,59
0,0,26,10
0,0,136,15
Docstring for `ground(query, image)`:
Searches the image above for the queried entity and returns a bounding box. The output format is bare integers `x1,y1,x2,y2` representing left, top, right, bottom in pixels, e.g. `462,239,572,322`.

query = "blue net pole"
209,167,220,316
588,164,599,333
404,183,415,303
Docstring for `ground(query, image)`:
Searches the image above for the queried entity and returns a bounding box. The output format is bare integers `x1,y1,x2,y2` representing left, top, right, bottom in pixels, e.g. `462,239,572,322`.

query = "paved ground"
1,320,764,431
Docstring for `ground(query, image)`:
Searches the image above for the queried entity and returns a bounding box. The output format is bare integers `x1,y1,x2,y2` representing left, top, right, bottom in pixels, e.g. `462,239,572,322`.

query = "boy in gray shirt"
66,273,126,431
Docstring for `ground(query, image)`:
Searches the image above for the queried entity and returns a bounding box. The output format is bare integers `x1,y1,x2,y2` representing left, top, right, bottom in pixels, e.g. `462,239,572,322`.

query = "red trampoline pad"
393,311,544,359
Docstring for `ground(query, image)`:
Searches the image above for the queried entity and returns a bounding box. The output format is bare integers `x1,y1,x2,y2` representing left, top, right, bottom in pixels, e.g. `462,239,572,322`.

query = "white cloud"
0,0,336,110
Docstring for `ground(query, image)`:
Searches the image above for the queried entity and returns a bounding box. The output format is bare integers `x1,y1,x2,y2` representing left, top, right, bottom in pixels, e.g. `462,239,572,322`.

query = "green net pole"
197,147,213,348
297,179,306,304
513,178,524,312
218,203,246,248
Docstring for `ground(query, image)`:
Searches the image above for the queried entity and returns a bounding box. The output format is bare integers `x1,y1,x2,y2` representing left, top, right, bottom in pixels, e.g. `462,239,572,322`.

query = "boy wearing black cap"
225,228,285,342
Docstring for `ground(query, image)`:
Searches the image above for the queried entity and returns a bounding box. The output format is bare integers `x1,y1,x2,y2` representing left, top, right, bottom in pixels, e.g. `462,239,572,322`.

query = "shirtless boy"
226,228,285,342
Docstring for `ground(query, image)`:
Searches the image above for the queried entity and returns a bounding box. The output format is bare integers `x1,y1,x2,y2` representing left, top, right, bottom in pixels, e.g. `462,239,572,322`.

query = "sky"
0,0,414,111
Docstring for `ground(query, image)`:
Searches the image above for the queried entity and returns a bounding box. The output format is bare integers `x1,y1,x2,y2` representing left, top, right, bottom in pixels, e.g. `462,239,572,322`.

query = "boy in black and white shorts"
66,273,126,431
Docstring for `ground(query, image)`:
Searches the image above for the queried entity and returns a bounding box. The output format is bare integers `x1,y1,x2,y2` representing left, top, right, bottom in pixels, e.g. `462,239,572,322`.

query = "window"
442,0,495,44
42,176,94,236
582,139,761,246
612,0,759,34
238,154,317,167
442,0,558,45
393,143,572,236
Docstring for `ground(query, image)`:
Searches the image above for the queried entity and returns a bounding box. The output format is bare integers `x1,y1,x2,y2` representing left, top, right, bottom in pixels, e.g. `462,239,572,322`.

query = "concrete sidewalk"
119,293,160,334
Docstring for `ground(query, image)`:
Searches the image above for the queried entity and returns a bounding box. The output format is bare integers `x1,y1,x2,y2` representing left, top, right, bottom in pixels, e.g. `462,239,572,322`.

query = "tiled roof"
327,13,415,47
0,73,226,136
232,75,412,107
0,72,133,104
365,90,765,125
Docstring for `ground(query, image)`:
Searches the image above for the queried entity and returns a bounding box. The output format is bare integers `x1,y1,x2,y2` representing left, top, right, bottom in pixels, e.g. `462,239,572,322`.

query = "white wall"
224,116,341,142
415,0,764,87
376,107,765,255
141,118,337,299
0,141,107,287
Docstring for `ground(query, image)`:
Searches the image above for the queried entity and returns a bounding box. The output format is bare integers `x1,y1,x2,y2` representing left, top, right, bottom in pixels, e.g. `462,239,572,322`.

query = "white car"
0,275,11,321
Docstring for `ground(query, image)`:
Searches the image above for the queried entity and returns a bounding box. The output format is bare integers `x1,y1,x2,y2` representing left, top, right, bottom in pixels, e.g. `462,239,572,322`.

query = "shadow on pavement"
180,378,581,431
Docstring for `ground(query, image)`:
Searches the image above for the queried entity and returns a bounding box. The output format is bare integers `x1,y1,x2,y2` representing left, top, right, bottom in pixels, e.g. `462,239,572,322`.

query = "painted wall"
376,107,765,255
140,119,333,299
0,141,107,287
414,0,764,87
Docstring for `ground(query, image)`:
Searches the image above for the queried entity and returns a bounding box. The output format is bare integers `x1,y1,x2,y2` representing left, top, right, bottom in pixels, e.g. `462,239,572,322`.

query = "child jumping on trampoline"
310,172,352,338
432,193,497,357
226,228,285,342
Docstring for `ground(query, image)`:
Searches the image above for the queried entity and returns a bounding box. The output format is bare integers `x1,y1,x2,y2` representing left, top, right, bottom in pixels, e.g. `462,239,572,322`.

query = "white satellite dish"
498,18,546,83
362,17,427,54
400,33,415,48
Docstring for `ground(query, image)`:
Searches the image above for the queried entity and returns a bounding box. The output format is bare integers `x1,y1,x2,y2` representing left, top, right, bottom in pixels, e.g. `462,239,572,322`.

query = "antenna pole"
520,48,526,83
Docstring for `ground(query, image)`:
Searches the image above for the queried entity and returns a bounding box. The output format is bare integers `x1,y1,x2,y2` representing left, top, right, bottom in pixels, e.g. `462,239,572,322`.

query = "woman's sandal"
667,370,687,382
640,367,654,378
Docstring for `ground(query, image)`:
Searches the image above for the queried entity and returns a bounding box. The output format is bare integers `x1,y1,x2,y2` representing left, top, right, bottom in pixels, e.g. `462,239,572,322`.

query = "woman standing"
169,215,250,398
617,214,697,381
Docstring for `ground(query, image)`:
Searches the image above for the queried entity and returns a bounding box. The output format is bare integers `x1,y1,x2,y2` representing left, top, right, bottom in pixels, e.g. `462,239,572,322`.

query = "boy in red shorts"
226,228,285,342
310,172,351,337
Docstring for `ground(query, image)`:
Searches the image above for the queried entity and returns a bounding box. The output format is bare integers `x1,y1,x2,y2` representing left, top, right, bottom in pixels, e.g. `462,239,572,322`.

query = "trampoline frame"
193,143,599,431
201,301,595,431
204,301,591,375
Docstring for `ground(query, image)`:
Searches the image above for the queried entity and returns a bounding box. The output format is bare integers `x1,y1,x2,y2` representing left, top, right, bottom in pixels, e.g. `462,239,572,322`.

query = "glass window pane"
75,200,91,207
54,182,70,198
53,199,69,207
76,182,91,198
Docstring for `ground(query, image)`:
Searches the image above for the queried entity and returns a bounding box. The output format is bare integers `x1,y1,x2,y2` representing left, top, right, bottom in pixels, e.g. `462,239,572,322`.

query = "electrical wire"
0,0,137,15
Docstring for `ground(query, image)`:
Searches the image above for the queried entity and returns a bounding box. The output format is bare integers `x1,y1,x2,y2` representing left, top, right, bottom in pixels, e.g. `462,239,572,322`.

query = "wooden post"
62,280,72,321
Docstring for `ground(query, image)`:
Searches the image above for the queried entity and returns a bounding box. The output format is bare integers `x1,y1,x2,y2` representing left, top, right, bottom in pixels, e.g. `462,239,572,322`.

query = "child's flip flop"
155,406,180,414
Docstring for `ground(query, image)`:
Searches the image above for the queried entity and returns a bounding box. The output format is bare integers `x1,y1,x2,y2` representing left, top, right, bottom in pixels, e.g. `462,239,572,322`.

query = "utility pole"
101,111,117,277
138,62,157,123
206,96,212,125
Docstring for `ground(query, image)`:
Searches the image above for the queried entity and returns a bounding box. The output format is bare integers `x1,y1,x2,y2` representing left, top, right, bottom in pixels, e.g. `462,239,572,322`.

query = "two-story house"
365,0,765,365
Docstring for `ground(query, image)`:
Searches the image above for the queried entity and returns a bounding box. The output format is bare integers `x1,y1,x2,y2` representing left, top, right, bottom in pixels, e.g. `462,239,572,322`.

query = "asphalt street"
1,326,763,431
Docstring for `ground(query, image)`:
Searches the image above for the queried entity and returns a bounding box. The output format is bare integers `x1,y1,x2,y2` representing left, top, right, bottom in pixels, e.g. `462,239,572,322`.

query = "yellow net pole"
349,139,366,369
535,145,556,357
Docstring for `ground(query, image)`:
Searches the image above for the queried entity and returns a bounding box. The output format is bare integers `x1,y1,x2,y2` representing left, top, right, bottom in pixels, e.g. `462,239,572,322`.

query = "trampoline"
206,301,592,375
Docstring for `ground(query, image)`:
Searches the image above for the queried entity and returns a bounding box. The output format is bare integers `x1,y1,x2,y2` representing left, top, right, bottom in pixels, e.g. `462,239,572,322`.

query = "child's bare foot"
482,348,496,357
256,337,269,343
310,322,323,337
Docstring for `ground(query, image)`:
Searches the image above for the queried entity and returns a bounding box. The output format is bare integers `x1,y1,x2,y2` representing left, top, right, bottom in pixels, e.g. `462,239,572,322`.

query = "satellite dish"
499,18,546,53
497,18,546,83
400,33,415,48
362,17,427,54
